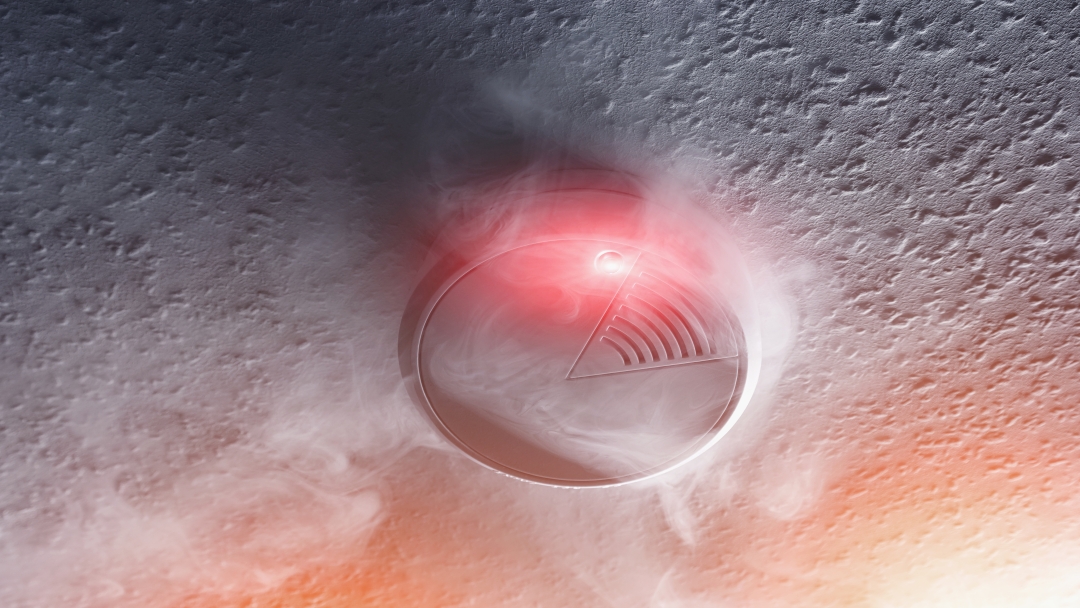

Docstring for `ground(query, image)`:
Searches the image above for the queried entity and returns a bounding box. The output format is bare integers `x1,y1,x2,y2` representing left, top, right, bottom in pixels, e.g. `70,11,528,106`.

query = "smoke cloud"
0,75,798,608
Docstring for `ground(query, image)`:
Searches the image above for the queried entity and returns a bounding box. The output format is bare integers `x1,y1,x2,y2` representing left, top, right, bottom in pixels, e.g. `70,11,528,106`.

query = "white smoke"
0,87,802,608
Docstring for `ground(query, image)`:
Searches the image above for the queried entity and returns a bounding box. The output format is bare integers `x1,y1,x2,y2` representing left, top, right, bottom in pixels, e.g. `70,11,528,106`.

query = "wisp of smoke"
0,85,800,608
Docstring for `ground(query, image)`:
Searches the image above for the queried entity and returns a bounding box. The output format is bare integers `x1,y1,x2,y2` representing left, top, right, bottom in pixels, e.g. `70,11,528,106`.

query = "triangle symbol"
567,255,739,380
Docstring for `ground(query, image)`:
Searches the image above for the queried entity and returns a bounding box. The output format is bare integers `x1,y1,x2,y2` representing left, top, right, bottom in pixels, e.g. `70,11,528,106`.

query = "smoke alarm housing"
400,172,759,486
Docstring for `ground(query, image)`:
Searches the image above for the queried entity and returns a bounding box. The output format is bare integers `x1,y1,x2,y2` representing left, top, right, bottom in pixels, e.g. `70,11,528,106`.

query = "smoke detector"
400,172,758,486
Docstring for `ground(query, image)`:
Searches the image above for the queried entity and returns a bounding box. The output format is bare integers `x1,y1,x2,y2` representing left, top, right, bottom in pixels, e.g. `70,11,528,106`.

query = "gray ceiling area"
2,1,1080,606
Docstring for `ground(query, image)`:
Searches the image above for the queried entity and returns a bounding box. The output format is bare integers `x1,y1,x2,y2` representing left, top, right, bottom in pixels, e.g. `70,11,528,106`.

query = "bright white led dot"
595,250,624,274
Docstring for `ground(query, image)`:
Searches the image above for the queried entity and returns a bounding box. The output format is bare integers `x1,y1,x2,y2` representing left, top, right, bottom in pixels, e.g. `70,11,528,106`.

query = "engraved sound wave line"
599,336,632,366
611,314,659,362
567,261,738,379
594,288,698,366
625,294,688,358
606,325,645,364
607,291,708,365
636,277,714,356
635,286,700,355
612,310,675,363
641,271,717,355
619,304,673,360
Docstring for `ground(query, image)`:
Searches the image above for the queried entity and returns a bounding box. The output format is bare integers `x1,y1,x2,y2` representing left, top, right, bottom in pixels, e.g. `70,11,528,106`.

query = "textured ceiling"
3,1,1080,606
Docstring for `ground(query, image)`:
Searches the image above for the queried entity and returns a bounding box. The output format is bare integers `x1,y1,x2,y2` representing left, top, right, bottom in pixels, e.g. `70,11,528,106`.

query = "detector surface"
400,183,753,486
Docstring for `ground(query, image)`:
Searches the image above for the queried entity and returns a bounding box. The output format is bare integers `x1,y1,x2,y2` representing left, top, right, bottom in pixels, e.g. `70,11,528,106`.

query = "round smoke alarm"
400,178,754,487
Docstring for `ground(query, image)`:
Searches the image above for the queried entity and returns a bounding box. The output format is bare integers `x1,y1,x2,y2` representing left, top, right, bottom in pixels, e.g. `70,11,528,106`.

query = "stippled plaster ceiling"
3,1,1080,606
